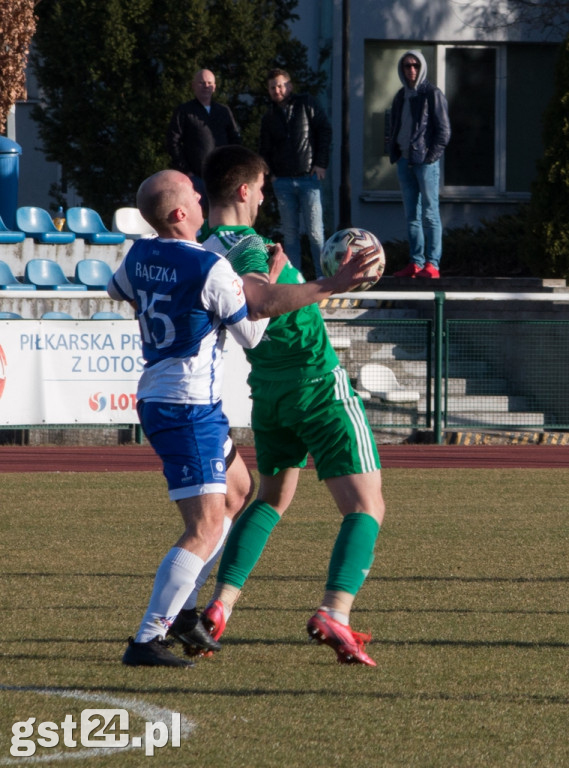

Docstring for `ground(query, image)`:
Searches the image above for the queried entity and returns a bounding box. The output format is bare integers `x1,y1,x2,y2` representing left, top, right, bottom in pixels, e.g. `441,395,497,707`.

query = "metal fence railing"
444,319,569,433
323,291,569,443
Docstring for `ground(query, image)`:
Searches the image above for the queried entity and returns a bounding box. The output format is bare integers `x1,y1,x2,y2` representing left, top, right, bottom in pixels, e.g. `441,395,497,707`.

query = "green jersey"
199,222,339,382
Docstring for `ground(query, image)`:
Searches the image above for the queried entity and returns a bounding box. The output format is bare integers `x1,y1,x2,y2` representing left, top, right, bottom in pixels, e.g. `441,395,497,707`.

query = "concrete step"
417,395,530,413
442,412,545,427
435,378,508,395
362,406,545,428
387,359,492,378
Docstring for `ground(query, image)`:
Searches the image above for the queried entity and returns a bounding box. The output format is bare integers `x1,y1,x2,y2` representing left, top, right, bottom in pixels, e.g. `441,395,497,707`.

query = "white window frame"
439,44,513,199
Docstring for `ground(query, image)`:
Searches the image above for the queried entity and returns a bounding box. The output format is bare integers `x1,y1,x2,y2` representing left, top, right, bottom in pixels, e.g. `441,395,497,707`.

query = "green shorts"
250,366,381,479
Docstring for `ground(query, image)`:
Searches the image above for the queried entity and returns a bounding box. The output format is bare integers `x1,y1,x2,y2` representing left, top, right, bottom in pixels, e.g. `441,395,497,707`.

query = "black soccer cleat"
122,635,195,667
167,608,222,657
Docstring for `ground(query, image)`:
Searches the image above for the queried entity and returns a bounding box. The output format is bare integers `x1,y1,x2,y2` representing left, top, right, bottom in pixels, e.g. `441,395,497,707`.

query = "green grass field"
1,467,568,767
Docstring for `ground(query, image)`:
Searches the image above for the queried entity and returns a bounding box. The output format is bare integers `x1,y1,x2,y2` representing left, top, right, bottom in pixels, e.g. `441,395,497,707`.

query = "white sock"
321,607,350,625
182,517,232,611
135,547,205,643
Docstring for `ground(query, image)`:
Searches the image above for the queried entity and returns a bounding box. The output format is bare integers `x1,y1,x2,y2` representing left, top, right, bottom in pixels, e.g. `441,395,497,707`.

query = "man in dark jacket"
259,69,332,277
389,51,451,278
166,69,241,212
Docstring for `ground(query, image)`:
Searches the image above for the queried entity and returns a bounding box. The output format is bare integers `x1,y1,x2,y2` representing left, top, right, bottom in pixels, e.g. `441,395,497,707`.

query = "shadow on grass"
2,683,568,707
4,635,569,657
6,571,569,583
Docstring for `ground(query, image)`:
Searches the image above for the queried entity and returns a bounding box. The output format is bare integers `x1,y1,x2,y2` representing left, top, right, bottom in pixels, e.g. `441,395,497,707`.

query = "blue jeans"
396,158,442,268
272,174,325,277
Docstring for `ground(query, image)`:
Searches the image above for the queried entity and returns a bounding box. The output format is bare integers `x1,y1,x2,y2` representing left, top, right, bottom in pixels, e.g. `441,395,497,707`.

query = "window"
444,47,497,188
363,41,558,198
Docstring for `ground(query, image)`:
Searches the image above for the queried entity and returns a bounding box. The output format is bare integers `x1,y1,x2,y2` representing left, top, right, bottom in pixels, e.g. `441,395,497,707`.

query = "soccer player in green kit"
175,145,385,666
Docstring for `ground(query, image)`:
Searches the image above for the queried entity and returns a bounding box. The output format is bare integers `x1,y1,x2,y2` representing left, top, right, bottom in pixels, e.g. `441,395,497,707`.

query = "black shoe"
167,608,222,656
122,635,195,667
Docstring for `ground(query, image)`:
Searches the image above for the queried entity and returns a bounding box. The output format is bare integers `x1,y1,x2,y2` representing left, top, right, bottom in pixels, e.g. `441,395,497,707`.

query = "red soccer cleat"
306,610,376,667
201,599,226,642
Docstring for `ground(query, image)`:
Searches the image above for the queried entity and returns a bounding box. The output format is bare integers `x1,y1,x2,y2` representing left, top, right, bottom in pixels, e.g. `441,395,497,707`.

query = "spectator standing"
389,51,451,278
166,68,241,210
259,68,332,278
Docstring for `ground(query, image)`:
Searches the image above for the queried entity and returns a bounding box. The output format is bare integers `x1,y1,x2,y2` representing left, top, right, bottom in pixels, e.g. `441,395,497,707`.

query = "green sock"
325,512,380,595
217,500,280,589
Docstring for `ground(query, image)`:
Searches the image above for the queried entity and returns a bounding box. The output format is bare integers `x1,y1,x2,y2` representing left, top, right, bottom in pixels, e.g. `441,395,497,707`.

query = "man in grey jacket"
389,51,451,278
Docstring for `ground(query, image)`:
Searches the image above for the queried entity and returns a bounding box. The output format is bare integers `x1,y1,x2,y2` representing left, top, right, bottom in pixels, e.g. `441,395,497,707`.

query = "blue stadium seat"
67,207,126,245
91,311,125,320
24,258,87,291
0,260,35,290
41,311,74,320
0,311,23,319
0,214,25,244
16,207,76,244
74,259,114,289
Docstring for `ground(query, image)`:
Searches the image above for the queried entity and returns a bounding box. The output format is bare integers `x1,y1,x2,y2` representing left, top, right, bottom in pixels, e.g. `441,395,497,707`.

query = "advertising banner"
0,320,252,427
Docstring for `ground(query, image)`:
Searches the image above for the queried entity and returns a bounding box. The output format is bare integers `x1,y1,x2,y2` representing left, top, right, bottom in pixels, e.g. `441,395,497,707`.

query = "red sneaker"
393,263,421,278
416,263,440,278
306,610,376,667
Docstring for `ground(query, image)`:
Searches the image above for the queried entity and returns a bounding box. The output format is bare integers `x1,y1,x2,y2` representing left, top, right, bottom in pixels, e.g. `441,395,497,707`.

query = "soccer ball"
320,227,385,291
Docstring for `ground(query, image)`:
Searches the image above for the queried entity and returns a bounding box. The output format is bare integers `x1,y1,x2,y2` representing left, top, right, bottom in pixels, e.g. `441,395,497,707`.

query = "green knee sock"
326,512,380,595
217,500,280,589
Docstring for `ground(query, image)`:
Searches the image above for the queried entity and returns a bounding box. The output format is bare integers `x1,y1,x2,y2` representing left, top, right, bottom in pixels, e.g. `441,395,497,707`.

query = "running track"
1,444,569,472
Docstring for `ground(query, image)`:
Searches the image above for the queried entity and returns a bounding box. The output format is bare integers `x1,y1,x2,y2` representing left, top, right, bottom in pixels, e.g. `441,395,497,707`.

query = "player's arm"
242,244,381,320
202,258,269,349
107,261,137,310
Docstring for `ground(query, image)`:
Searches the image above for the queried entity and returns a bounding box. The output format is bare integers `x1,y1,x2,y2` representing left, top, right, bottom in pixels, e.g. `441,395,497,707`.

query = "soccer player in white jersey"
108,169,380,666
107,170,274,666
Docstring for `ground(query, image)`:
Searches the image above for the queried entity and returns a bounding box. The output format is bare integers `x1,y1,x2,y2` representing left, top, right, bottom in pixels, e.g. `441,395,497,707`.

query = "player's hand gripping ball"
320,227,386,291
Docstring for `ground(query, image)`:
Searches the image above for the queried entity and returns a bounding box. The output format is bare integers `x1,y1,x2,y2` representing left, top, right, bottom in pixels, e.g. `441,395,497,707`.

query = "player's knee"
225,469,255,521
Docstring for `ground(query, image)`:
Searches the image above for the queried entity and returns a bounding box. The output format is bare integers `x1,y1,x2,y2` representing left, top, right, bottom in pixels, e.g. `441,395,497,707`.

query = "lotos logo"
0,344,6,400
89,392,107,412
89,392,137,412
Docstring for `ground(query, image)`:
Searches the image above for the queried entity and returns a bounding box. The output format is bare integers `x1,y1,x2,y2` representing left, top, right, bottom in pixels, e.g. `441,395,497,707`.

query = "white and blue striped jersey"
108,236,268,404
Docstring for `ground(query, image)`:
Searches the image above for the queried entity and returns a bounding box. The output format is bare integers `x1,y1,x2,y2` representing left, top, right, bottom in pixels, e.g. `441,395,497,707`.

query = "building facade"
290,0,563,243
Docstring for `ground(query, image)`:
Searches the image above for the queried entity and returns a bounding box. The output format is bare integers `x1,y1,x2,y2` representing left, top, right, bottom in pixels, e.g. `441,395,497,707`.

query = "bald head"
192,69,216,106
136,170,202,236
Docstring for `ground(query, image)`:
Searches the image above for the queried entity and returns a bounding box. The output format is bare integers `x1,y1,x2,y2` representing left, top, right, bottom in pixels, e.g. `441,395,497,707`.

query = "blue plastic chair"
16,207,76,244
0,214,25,244
24,258,87,291
66,207,126,245
41,311,74,320
91,311,125,320
0,311,23,319
74,259,114,289
0,260,35,290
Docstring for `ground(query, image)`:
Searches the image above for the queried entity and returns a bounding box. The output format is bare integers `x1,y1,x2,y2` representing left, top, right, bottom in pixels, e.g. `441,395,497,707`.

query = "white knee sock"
182,516,232,611
135,547,205,643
